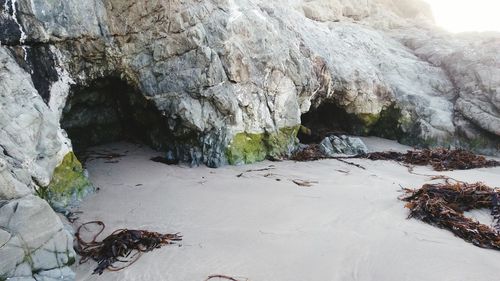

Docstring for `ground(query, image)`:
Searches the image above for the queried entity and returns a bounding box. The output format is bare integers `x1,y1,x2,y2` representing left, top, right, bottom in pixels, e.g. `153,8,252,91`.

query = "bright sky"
422,0,500,32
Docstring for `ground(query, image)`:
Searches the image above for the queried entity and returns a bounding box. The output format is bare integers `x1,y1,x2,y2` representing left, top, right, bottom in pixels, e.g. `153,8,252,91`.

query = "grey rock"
0,47,63,187
0,196,75,279
0,0,499,279
0,196,63,247
4,0,496,160
0,157,31,200
12,262,32,278
30,229,74,272
33,267,75,281
0,235,25,278
0,229,10,248
319,135,368,156
392,28,500,151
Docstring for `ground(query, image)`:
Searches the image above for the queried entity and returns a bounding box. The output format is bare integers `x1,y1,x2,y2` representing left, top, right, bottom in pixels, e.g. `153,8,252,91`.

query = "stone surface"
393,28,500,153
0,47,62,187
0,229,10,248
0,196,76,278
319,135,369,156
0,235,25,279
33,267,75,281
2,0,497,164
0,158,31,200
0,0,499,279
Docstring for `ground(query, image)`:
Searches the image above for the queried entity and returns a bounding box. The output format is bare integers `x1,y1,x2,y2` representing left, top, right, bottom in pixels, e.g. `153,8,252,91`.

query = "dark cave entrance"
298,101,403,144
61,78,170,161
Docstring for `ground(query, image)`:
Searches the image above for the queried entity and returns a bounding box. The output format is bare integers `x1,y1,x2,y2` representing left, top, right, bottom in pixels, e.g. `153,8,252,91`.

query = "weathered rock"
0,44,80,280
33,267,75,281
319,135,368,157
0,196,75,279
0,0,499,278
3,278,36,281
0,229,10,248
0,47,61,187
393,28,500,153
0,158,31,200
0,236,25,279
3,0,495,163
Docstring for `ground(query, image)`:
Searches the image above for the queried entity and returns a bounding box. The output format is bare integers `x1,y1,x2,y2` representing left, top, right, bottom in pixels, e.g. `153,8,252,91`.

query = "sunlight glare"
422,0,500,32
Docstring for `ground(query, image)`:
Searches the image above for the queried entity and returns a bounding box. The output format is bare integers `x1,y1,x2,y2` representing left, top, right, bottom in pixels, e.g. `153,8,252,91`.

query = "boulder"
319,135,368,156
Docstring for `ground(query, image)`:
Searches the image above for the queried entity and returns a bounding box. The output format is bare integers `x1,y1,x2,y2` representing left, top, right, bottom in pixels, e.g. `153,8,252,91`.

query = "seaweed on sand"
75,221,182,274
291,146,499,172
365,148,499,171
289,144,365,169
400,182,500,250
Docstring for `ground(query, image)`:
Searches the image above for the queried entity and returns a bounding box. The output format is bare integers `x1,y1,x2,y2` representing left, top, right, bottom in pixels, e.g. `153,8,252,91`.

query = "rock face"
0,196,76,281
0,45,77,280
0,0,499,279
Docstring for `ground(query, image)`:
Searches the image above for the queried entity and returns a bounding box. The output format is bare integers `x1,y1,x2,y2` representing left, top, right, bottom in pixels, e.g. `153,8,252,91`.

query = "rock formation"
0,0,498,279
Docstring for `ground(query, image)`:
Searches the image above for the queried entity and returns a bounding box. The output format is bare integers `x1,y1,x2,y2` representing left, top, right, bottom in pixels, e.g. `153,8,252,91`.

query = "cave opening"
61,77,171,161
298,101,403,144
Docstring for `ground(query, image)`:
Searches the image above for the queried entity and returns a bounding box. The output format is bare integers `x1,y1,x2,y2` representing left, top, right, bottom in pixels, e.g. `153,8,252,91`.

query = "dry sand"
73,138,500,281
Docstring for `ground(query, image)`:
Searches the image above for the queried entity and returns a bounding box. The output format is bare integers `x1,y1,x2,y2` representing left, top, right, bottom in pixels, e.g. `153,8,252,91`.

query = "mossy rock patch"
40,152,94,211
226,126,300,165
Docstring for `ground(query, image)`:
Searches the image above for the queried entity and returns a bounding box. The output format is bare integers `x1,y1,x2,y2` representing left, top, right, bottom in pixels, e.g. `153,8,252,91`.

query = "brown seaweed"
289,144,365,169
81,151,126,163
151,156,180,165
291,146,499,172
290,144,325,162
236,166,275,177
75,221,182,274
400,182,500,250
365,148,499,171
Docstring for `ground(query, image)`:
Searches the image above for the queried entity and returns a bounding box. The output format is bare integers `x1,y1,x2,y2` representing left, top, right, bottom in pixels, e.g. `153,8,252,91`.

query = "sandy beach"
73,138,500,281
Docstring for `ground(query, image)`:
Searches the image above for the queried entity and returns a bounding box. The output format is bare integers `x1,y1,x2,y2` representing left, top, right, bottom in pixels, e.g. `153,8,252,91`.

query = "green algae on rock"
226,126,300,165
41,152,94,211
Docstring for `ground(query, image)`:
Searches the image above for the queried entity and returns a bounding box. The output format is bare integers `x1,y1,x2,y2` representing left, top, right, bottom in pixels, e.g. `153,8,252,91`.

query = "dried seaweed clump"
401,182,500,250
75,221,182,274
366,148,499,171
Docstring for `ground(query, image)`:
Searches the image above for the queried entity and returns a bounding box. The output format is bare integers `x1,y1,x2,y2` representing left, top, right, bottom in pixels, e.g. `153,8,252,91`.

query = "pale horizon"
423,0,500,33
